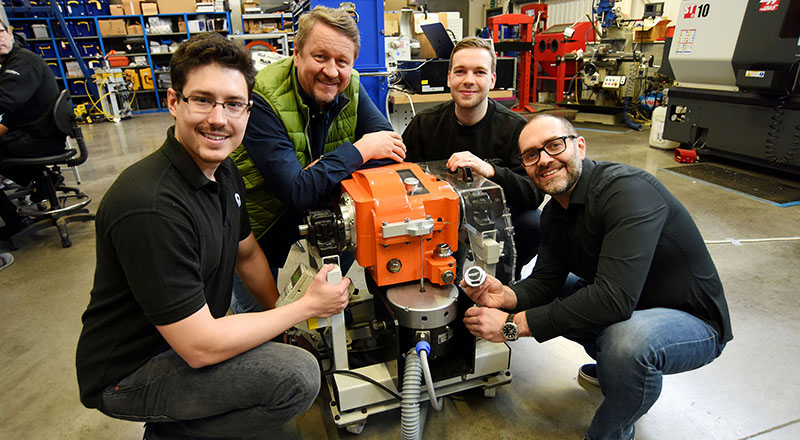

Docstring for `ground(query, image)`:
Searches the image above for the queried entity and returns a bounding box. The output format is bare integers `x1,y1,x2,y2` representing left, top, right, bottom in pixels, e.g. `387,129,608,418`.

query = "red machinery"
488,14,535,112
533,21,596,103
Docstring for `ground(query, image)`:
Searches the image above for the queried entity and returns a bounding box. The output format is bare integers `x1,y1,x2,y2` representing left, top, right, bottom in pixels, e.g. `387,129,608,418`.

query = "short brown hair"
449,37,496,73
170,33,256,96
295,6,361,59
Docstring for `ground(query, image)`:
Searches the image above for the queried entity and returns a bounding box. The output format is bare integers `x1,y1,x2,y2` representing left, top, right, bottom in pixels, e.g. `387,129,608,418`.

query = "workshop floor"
1,112,799,440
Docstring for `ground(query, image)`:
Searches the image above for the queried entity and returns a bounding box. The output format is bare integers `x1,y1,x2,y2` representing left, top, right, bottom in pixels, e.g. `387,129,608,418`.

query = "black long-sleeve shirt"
0,35,62,141
512,159,732,344
402,99,543,209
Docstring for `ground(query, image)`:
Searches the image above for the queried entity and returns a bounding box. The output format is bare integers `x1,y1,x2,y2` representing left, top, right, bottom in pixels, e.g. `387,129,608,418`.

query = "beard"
533,148,583,196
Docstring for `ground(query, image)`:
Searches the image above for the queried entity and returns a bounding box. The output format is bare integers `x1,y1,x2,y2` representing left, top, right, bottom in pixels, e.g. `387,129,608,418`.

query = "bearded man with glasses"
460,113,732,440
76,33,350,439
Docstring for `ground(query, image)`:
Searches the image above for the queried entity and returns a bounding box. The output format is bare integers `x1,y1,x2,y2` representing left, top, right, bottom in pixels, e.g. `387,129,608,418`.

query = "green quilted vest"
231,57,360,239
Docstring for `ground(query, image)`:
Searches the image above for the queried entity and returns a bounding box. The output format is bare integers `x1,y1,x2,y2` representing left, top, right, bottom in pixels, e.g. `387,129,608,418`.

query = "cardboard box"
177,19,186,33
109,5,124,16
633,19,671,42
126,23,143,35
384,12,400,36
141,2,158,15
385,0,409,11
121,0,141,16
98,19,127,36
157,0,196,14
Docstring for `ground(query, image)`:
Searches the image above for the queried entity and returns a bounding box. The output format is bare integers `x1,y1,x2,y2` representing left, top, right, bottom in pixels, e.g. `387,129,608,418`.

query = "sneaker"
578,363,600,387
0,253,13,272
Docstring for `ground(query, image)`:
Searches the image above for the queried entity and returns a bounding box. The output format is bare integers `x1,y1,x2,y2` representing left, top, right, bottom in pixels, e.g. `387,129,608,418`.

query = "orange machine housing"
341,163,459,287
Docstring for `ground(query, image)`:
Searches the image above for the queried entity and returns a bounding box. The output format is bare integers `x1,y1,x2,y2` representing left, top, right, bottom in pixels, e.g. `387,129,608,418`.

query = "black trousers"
0,130,65,225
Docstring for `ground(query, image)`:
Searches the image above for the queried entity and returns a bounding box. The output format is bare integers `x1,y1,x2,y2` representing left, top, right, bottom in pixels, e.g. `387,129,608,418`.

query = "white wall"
514,0,682,27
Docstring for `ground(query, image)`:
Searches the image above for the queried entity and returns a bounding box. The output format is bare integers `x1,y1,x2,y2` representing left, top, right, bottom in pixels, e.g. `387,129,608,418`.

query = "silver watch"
501,313,519,341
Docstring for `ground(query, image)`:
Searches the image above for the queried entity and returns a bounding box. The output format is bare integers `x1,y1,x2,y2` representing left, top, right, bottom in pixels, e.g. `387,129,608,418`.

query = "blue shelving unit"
4,2,231,114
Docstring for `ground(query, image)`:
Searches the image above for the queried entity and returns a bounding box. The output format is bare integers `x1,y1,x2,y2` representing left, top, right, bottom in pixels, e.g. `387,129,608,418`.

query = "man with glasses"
402,37,543,282
76,33,350,439
0,19,66,239
460,113,732,440
229,6,406,313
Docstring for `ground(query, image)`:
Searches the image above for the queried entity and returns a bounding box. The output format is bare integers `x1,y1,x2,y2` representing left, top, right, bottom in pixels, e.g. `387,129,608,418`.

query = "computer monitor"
421,22,455,59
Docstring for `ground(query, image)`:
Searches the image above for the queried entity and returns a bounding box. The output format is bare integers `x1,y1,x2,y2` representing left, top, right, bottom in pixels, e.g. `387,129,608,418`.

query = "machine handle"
450,166,474,183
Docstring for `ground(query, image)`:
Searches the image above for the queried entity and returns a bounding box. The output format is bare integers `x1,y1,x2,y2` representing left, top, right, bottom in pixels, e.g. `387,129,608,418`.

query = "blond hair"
295,6,361,59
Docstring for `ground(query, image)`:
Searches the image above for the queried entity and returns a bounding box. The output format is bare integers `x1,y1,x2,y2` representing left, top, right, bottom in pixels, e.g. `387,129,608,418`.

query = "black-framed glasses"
518,135,577,167
175,91,252,117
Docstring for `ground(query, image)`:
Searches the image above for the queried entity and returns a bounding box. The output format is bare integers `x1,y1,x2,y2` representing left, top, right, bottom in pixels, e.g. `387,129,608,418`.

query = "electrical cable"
323,369,402,401
389,86,416,117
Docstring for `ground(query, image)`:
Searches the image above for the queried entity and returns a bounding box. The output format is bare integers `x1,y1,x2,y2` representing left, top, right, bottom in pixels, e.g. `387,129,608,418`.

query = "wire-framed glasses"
518,135,577,167
175,91,251,117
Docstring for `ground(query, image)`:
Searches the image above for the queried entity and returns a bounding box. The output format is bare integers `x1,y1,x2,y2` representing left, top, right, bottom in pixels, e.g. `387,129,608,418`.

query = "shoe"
0,253,13,272
578,363,600,387
0,216,34,240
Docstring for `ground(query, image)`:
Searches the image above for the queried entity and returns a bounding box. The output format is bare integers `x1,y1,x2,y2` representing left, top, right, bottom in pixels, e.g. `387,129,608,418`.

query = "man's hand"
300,264,351,318
354,131,406,163
446,151,494,178
460,274,517,309
463,307,508,342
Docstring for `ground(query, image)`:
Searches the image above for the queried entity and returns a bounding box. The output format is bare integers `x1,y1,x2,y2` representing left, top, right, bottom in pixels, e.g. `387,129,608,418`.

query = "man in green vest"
231,6,406,312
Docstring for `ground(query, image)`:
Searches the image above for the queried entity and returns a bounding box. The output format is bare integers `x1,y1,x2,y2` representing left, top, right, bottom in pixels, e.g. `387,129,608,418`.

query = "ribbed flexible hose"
401,348,422,440
419,349,443,411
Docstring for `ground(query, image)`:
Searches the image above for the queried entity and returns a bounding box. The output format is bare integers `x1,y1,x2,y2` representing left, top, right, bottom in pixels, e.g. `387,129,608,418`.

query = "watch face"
502,322,518,341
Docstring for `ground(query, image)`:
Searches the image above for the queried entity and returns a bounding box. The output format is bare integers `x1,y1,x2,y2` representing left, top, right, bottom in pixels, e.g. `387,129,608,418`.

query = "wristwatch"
501,313,519,341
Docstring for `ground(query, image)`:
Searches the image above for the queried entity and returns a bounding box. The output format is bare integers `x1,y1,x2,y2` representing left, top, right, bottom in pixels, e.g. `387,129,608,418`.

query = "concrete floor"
1,112,799,439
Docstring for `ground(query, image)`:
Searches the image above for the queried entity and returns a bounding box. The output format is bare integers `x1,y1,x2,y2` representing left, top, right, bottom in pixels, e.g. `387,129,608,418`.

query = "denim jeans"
99,342,320,438
565,308,724,440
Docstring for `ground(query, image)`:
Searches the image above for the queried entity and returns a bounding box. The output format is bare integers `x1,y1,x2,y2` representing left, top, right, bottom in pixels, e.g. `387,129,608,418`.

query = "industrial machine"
279,162,516,435
662,0,800,175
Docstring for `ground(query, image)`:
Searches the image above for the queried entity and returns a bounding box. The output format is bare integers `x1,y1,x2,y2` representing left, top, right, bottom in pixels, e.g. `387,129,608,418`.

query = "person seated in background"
402,36,544,282
462,114,732,440
75,33,350,439
0,20,66,239
230,5,406,313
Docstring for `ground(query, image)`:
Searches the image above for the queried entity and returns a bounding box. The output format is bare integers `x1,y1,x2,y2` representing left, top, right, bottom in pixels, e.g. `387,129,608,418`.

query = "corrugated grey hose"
401,348,423,440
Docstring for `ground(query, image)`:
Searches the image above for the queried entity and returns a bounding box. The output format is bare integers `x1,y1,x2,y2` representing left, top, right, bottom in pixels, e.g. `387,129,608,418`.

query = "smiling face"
447,47,496,113
519,116,586,207
293,22,356,107
168,63,250,180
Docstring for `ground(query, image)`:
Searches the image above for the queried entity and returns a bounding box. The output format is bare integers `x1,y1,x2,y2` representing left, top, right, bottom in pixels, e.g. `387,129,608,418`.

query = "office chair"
0,90,94,249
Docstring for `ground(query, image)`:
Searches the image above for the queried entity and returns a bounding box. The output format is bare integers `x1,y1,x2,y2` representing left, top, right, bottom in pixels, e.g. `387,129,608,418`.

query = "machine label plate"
759,0,780,12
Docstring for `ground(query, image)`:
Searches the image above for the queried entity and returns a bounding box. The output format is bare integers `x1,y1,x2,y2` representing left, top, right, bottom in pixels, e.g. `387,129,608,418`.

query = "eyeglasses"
175,91,251,117
518,135,577,167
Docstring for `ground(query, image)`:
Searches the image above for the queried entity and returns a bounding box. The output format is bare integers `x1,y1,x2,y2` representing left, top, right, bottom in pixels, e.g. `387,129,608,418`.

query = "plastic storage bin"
85,0,109,16
73,20,95,37
47,62,61,78
59,40,75,57
65,0,87,16
79,42,100,57
33,43,57,58
69,78,88,96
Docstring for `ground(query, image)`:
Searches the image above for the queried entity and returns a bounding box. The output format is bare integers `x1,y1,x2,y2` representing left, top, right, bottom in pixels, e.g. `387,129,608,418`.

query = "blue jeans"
99,342,320,438
565,308,724,440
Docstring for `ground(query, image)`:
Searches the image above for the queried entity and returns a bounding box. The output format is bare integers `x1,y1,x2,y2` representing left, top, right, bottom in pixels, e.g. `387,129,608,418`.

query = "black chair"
0,90,94,249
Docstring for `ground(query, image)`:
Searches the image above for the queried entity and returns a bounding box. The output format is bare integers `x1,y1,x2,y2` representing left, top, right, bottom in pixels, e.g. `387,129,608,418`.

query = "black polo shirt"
76,126,250,408
512,159,732,344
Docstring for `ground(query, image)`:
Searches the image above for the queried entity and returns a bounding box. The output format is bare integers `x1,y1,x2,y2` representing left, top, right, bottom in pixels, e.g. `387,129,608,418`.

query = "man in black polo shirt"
75,33,350,439
461,114,732,440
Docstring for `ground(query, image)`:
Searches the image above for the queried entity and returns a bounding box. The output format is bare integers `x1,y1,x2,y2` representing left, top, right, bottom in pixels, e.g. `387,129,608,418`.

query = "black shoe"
0,216,34,240
578,363,600,387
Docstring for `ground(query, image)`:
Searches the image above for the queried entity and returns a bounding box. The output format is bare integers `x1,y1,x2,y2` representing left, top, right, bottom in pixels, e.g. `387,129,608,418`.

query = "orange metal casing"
341,163,459,287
